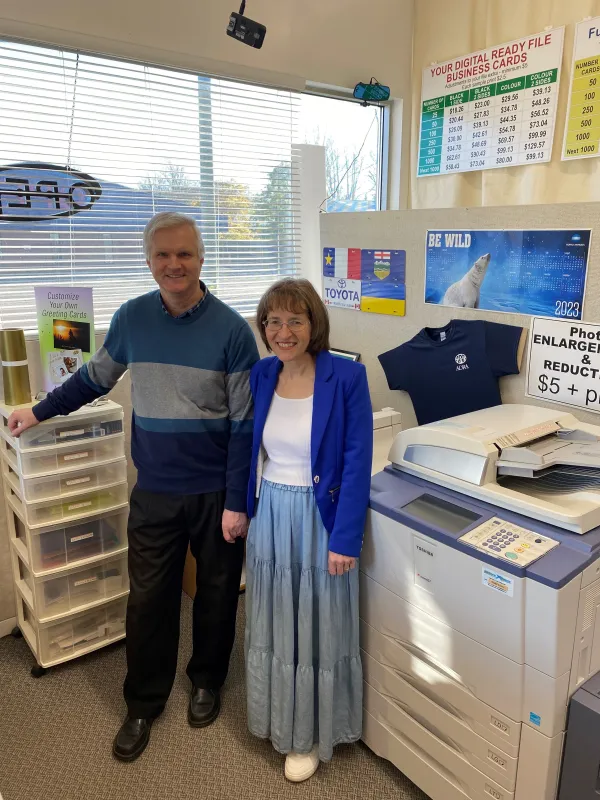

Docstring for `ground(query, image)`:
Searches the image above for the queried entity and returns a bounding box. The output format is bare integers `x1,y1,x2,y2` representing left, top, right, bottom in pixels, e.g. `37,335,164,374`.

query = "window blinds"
0,39,301,330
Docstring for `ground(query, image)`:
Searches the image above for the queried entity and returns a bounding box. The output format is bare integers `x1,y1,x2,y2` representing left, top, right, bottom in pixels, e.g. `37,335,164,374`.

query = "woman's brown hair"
256,278,330,354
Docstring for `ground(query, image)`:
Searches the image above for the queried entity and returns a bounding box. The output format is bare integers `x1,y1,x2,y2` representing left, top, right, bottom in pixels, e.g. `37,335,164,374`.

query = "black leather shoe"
112,717,152,762
188,687,221,728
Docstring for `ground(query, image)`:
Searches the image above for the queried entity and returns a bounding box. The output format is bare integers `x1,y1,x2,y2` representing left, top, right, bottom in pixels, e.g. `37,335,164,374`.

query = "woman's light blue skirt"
244,479,363,762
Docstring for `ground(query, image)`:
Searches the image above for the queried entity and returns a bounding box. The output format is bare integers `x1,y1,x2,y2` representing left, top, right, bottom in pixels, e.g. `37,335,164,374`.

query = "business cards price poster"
418,27,564,177
323,248,406,316
35,287,95,392
425,230,591,319
563,17,600,160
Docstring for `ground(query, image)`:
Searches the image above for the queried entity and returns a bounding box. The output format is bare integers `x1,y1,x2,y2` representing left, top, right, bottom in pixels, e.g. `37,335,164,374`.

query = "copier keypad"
459,517,559,567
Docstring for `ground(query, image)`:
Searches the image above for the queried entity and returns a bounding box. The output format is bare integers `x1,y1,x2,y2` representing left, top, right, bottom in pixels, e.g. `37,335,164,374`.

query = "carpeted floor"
0,594,427,800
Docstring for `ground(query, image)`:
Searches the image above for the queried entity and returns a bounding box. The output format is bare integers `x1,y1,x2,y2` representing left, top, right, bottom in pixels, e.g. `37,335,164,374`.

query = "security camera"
226,1,266,49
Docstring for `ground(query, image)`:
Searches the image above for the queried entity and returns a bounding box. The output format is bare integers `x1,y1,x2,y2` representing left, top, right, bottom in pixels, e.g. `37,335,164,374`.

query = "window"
0,39,301,330
299,94,384,212
49,232,63,263
102,233,114,264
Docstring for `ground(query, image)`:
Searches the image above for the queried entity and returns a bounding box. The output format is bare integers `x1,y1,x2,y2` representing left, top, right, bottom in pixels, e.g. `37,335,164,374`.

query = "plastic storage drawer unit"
16,592,127,668
0,405,124,450
9,505,129,575
13,547,129,621
2,456,127,502
6,481,129,527
0,432,126,477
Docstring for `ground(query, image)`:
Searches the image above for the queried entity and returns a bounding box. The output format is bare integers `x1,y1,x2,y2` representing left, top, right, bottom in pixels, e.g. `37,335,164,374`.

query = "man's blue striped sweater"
33,285,259,511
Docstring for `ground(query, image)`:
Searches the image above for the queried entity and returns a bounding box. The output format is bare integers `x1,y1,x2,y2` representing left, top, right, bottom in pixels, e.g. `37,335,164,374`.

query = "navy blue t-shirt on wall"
378,320,522,425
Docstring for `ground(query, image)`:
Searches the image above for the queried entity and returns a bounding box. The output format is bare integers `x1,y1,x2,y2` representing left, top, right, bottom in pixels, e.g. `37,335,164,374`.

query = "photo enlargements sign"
34,287,95,392
526,317,600,414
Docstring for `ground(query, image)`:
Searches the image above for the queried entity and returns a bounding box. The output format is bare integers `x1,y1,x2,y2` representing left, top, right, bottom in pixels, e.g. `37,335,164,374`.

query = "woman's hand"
328,551,357,577
222,510,249,543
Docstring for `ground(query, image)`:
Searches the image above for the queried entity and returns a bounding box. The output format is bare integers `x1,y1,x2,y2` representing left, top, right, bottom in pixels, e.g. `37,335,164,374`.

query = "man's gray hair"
143,212,205,260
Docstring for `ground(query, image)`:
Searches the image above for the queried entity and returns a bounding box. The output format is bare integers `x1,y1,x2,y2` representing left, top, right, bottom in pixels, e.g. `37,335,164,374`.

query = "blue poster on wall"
425,229,592,320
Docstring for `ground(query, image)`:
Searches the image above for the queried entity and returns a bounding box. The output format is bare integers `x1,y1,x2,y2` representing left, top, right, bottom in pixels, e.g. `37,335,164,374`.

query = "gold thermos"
0,328,31,406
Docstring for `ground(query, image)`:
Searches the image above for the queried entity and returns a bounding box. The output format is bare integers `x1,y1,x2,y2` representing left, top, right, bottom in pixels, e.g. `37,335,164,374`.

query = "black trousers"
123,487,245,719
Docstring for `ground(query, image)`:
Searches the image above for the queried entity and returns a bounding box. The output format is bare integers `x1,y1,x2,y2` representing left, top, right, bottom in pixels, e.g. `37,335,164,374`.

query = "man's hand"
328,551,357,577
222,509,249,544
7,408,39,438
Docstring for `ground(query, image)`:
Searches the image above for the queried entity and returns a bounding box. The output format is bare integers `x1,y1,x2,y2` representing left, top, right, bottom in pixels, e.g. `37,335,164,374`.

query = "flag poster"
322,248,406,315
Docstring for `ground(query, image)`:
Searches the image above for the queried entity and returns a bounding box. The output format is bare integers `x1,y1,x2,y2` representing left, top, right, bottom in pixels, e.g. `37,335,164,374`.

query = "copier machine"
360,404,600,800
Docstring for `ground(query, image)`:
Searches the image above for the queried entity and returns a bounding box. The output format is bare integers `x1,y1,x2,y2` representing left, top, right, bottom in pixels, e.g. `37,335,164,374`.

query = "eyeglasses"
263,319,308,332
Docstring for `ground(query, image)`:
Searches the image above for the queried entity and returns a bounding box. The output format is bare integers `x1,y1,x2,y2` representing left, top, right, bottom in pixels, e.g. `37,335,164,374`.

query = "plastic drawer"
14,547,129,621
9,506,129,575
17,594,127,667
7,481,129,527
3,457,127,502
0,433,126,477
1,407,123,450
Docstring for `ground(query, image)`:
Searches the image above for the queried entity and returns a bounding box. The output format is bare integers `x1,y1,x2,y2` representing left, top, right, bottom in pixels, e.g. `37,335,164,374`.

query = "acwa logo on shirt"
455,353,469,371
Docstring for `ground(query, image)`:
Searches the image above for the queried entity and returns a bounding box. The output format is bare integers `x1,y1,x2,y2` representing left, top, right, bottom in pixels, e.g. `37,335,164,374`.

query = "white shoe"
284,745,320,782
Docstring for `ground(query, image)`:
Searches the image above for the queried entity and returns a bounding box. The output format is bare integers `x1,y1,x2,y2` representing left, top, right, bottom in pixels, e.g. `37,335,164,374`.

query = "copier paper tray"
389,405,600,534
497,434,600,475
499,464,600,493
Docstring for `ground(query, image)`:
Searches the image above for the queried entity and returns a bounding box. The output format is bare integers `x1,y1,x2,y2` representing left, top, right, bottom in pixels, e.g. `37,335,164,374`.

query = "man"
9,212,258,762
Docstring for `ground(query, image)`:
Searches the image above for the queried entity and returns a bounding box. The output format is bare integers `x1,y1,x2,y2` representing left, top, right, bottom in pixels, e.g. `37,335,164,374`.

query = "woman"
244,277,373,782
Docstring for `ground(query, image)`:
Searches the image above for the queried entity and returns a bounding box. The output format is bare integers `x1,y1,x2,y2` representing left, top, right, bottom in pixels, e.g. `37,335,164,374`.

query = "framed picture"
329,348,361,362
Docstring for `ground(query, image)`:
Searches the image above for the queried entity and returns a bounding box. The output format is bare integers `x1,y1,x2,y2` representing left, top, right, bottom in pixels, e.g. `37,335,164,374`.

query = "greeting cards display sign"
34,287,95,392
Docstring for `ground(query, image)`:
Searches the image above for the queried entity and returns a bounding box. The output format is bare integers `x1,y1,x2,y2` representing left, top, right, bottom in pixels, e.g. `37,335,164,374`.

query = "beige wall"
411,0,600,209
0,0,413,98
321,202,600,428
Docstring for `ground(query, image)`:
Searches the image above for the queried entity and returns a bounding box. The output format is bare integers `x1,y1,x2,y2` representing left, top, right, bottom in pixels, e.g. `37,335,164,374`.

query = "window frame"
301,84,390,213
0,34,304,332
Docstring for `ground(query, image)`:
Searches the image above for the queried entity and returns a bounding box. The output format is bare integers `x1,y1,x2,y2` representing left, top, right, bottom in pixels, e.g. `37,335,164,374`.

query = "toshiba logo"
416,545,434,557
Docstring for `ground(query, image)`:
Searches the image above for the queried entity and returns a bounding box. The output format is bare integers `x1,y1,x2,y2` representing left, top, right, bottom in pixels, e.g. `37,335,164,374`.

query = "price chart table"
563,17,600,160
418,28,564,177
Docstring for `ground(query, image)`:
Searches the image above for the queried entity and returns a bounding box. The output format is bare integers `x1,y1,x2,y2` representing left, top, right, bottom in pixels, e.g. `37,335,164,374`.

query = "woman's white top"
262,392,313,487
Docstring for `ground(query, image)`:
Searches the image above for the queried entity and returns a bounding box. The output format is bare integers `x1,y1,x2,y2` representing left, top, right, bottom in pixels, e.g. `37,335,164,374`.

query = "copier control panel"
459,516,560,567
